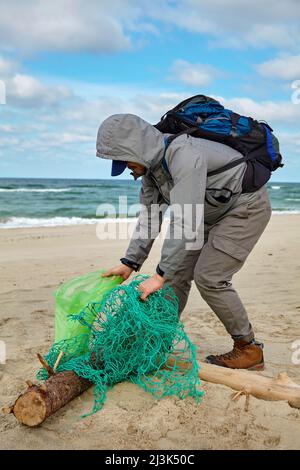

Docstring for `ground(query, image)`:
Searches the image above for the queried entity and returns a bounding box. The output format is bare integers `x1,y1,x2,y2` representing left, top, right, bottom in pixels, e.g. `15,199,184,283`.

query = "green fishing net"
38,275,204,416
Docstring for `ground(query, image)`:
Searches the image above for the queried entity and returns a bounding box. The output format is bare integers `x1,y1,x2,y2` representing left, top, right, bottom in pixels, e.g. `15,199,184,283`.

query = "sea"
0,178,299,229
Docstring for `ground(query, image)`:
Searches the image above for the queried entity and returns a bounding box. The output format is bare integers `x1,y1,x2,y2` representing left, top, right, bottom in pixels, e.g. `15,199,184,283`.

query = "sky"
0,0,300,181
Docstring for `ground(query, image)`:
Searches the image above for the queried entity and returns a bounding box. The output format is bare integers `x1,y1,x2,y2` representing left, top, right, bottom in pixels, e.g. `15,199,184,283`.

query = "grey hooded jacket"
96,114,247,277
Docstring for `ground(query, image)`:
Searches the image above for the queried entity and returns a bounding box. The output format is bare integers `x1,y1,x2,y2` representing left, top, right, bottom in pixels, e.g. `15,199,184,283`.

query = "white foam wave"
0,188,72,193
272,210,300,215
0,216,138,229
271,186,281,190
0,211,299,228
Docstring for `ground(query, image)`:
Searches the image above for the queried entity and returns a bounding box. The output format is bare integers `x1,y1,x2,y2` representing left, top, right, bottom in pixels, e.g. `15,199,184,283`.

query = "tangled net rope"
37,275,203,415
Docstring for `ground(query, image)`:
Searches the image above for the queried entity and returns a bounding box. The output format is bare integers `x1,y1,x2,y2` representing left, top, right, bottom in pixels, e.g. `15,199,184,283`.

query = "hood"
96,114,166,171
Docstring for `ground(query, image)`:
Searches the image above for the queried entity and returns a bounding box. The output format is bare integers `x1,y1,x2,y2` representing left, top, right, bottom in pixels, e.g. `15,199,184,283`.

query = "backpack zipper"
204,117,231,122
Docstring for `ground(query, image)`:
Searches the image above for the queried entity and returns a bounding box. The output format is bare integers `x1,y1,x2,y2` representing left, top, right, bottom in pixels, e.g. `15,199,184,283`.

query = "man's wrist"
156,264,165,278
154,273,165,284
120,258,140,272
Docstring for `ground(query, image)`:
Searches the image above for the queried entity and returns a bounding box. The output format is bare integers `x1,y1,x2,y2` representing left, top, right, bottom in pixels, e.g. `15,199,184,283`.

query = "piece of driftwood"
4,355,300,427
166,358,300,409
3,370,92,427
2,350,107,427
2,353,92,427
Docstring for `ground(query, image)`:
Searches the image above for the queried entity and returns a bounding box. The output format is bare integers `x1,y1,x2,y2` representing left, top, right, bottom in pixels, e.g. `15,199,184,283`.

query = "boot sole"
245,362,265,371
205,359,265,371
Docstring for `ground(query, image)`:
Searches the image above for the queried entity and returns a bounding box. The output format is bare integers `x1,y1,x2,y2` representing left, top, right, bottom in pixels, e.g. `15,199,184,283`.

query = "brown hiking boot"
205,339,264,370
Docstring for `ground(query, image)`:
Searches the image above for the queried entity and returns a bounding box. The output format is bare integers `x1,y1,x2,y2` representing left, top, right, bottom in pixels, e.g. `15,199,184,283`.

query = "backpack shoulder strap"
161,137,172,177
207,155,248,177
165,126,200,146
161,126,200,176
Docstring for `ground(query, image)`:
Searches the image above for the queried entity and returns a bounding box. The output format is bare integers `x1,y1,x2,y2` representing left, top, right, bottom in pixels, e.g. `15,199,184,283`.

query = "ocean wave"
272,210,300,215
271,186,281,190
0,216,138,229
0,188,72,193
1,210,299,228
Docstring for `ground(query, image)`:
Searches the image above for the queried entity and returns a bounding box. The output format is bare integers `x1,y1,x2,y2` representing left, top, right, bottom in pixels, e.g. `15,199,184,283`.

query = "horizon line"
0,176,299,184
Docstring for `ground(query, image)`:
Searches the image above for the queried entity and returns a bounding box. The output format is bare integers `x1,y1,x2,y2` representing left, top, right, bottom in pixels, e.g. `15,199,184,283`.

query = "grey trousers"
165,186,272,342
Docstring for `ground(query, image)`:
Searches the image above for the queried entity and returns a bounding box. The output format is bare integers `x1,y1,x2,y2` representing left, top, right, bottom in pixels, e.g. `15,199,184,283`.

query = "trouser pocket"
212,235,250,262
204,189,237,224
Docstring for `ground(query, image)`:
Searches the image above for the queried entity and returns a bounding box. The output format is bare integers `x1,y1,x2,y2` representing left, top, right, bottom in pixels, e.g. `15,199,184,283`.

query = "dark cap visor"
111,160,127,176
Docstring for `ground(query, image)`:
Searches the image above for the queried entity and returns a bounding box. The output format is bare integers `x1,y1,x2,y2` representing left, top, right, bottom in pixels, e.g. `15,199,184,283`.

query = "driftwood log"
168,358,300,409
3,355,300,427
2,353,92,427
4,371,92,427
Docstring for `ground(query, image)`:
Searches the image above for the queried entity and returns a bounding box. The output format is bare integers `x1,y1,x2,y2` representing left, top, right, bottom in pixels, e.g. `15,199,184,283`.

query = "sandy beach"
1,214,300,450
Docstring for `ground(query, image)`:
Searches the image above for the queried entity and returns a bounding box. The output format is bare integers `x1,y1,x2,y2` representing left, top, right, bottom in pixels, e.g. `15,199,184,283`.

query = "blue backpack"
154,95,283,193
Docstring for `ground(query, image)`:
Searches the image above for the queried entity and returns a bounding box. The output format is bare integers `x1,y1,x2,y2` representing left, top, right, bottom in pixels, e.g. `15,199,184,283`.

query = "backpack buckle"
230,126,238,138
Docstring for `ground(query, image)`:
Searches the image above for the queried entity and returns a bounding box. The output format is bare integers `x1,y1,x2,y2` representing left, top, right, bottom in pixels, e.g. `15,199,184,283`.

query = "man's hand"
138,274,165,301
102,264,134,281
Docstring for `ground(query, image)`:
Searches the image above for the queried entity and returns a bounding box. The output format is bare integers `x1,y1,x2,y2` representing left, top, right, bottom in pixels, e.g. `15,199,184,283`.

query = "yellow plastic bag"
54,270,123,343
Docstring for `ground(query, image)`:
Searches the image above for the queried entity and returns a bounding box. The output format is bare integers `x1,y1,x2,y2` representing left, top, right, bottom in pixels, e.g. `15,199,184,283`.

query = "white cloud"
0,0,299,55
171,60,221,87
147,0,300,50
60,90,189,127
6,74,74,107
0,124,13,132
1,53,299,176
40,131,93,146
0,136,19,147
276,132,300,167
214,96,300,127
256,55,300,81
279,132,300,148
0,0,145,53
0,56,17,76
0,54,75,108
11,88,300,162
